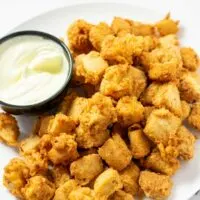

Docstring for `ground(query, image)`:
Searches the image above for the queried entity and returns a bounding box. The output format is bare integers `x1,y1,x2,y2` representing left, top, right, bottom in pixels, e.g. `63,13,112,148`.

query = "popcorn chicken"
181,100,191,120
116,96,144,127
188,103,200,130
89,22,113,51
139,171,173,199
158,34,179,48
70,154,104,185
155,13,179,36
119,162,140,196
128,129,151,159
181,47,199,71
54,180,79,200
0,113,19,146
68,187,95,200
23,176,55,200
109,190,134,200
144,108,181,146
76,93,117,148
74,51,108,85
98,134,132,171
49,113,76,136
67,20,93,54
3,158,30,198
131,21,155,36
94,168,123,199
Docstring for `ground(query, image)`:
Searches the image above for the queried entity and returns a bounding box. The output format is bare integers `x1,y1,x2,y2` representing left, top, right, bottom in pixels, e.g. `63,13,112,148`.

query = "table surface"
0,0,199,199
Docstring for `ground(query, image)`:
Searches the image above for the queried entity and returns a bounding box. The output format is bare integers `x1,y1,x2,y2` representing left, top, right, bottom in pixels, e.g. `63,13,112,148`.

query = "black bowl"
0,31,73,115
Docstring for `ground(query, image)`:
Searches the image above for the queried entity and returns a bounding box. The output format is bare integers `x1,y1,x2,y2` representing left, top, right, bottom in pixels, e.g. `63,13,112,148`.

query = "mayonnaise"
0,35,69,106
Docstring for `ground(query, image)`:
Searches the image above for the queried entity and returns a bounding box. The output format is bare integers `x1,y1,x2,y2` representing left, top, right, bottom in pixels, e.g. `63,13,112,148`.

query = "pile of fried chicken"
1,14,200,200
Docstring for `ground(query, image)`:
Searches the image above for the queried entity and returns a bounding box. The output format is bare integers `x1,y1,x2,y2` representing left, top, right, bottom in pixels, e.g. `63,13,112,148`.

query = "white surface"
0,1,200,200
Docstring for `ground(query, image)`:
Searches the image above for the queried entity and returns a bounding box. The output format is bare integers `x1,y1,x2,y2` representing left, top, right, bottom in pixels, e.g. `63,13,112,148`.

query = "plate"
0,2,200,200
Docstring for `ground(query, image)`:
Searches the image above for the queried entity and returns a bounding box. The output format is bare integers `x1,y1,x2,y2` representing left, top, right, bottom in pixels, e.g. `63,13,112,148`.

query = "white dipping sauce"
0,35,69,106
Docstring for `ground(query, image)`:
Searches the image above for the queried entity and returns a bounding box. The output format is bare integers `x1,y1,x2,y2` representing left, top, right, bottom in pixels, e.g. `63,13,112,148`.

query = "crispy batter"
0,113,19,146
109,190,134,200
70,154,104,185
131,21,155,36
143,106,155,123
94,168,123,199
68,187,95,200
139,171,173,200
89,22,113,51
98,134,132,171
119,162,140,196
181,100,191,120
181,47,199,71
158,34,179,48
188,103,200,130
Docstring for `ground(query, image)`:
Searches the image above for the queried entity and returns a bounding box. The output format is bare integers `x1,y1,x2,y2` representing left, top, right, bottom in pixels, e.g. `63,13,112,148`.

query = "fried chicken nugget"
94,168,123,199
74,51,108,85
3,158,30,198
181,47,199,71
70,154,104,185
109,190,134,200
76,93,117,148
155,13,179,36
139,171,173,200
68,187,95,200
67,19,93,54
22,175,55,200
0,113,19,146
144,108,181,146
188,103,200,130
158,34,179,48
116,96,144,127
131,21,155,36
119,162,140,196
89,22,113,51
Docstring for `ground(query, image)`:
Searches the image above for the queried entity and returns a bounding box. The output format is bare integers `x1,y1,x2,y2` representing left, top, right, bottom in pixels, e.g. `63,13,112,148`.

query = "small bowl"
0,31,73,115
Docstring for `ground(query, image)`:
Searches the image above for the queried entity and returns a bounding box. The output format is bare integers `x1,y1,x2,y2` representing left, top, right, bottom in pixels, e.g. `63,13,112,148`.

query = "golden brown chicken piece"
74,51,108,85
181,47,199,71
119,162,140,196
70,154,104,185
144,108,181,146
68,187,95,200
109,190,134,200
158,34,179,48
0,113,19,146
53,180,79,200
76,93,117,148
116,96,144,127
3,158,30,198
143,150,180,176
89,22,113,51
67,19,93,54
188,103,200,130
131,21,155,36
22,175,55,200
94,168,123,199
98,134,132,171
139,171,173,200
155,13,179,36
181,100,191,120
48,133,79,165
128,128,151,159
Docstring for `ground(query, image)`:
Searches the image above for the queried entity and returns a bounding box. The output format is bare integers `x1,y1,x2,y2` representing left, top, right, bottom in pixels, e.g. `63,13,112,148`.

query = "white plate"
0,2,200,200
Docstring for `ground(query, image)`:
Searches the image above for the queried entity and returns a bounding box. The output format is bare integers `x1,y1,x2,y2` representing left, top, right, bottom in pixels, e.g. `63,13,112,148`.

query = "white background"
0,0,199,199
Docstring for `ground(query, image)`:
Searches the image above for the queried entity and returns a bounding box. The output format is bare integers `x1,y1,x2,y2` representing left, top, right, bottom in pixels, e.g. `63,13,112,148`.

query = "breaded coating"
116,96,144,127
179,72,200,102
131,21,155,36
119,162,140,196
176,126,195,160
68,187,95,200
143,150,180,176
98,134,132,171
54,180,79,200
70,154,104,185
143,106,155,123
74,51,108,85
3,158,30,198
89,22,113,51
48,133,79,165
188,103,200,130
181,100,191,120
155,13,179,36
109,190,134,200
144,108,181,146
22,176,55,200
0,113,19,146
67,19,93,54
158,34,179,48
181,47,199,71
128,129,151,159
94,168,123,199
139,171,173,200
48,113,76,136
76,93,117,148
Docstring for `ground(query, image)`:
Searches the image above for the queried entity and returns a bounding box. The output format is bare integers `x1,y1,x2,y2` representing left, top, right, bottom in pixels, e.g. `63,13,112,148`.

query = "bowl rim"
0,30,73,109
